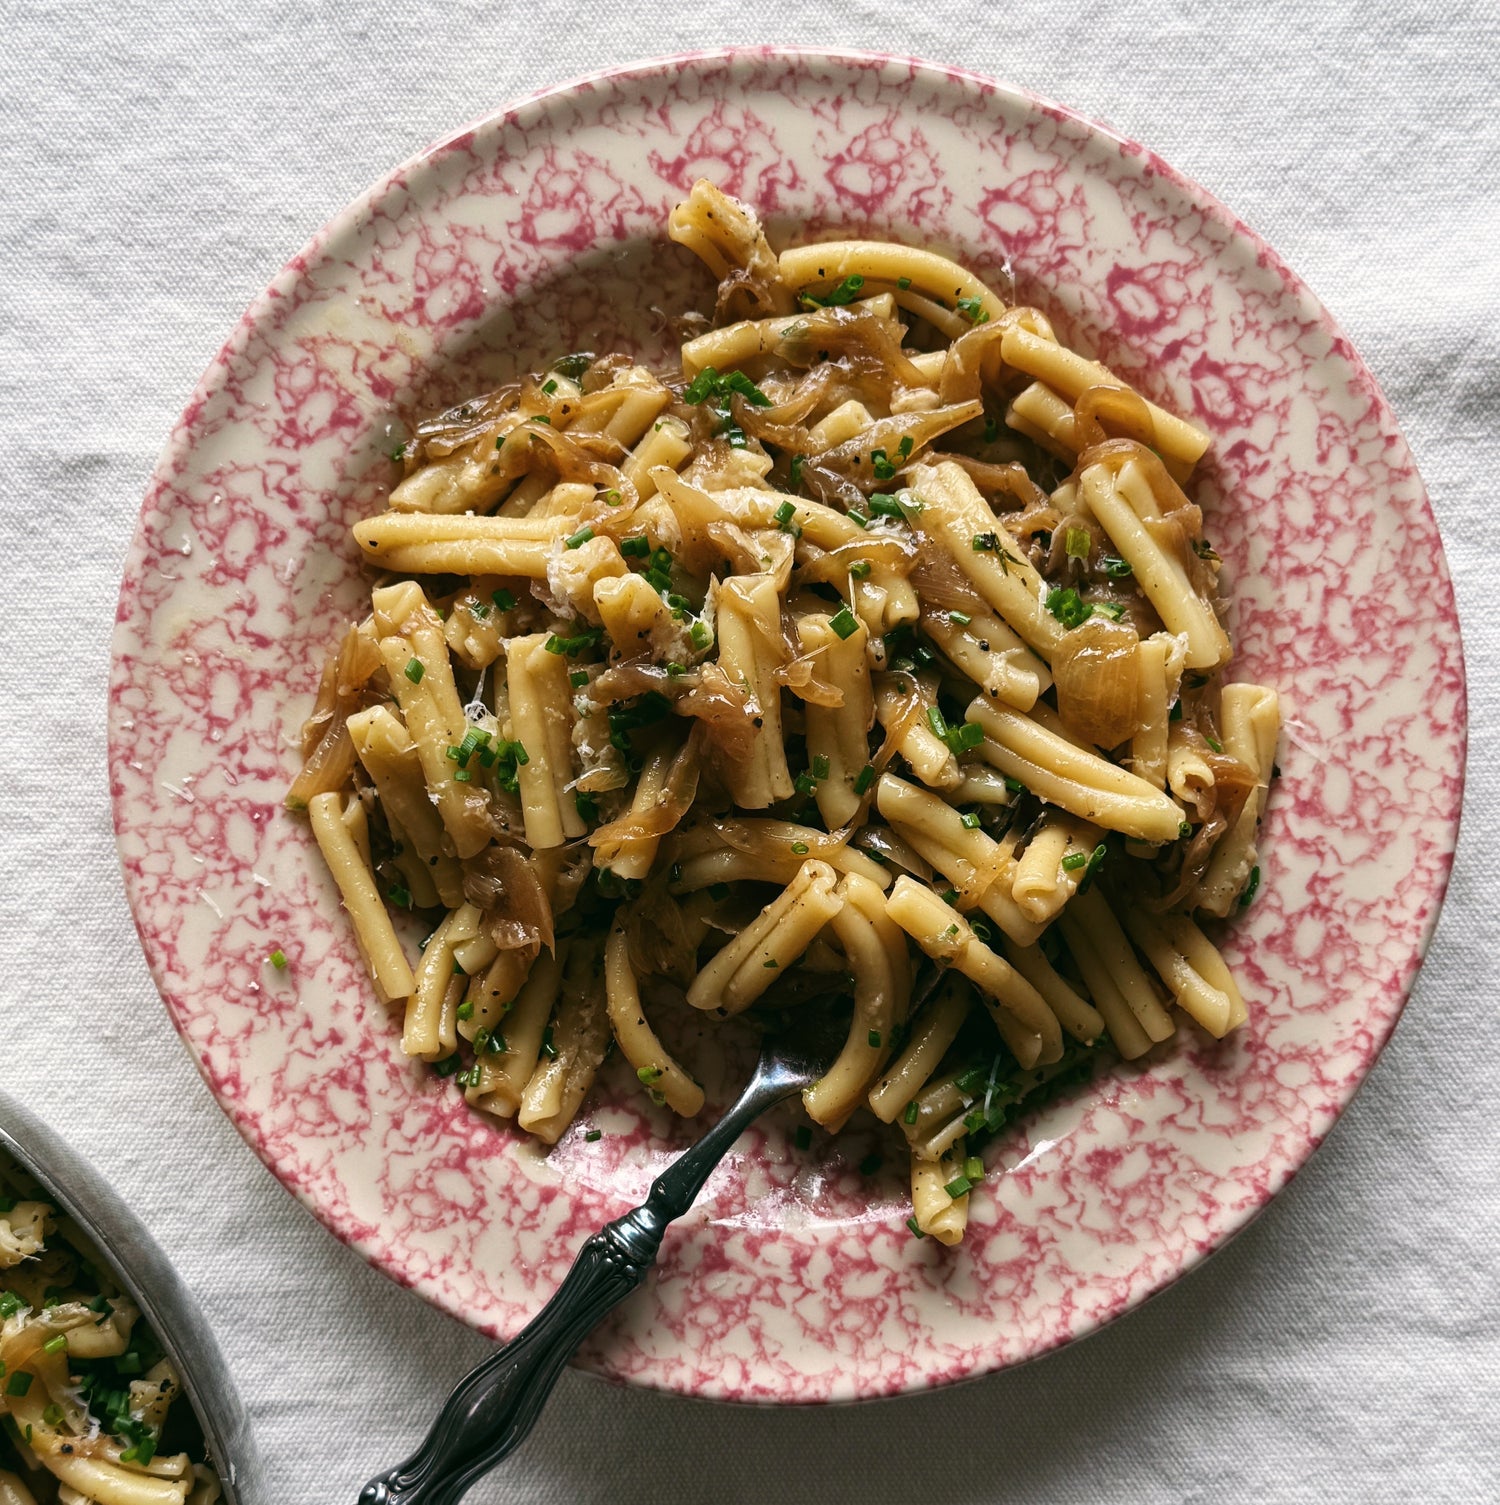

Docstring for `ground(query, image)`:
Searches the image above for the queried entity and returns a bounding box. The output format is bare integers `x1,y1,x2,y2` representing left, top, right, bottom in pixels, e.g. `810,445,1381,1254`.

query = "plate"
108,49,1466,1401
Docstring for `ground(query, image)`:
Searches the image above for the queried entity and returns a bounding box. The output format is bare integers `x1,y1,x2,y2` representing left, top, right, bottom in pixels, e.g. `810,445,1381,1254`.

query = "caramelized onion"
1073,383,1158,451
625,883,710,984
777,305,930,391
1153,812,1226,910
1051,616,1142,748
465,843,556,952
675,662,758,761
937,319,1009,404
908,534,990,615
815,402,983,494
287,622,384,809
932,454,1051,511
589,730,702,848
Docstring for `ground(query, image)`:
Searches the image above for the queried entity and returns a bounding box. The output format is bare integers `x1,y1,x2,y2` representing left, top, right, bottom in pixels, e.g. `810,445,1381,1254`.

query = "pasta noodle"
0,1156,222,1505
289,179,1278,1245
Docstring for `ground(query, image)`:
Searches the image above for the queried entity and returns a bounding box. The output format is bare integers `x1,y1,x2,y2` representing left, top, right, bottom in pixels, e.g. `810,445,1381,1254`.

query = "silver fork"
357,1009,849,1505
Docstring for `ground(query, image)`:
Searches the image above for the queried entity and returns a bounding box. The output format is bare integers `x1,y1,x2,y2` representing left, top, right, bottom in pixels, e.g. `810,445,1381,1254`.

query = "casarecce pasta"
289,179,1279,1246
0,1156,222,1505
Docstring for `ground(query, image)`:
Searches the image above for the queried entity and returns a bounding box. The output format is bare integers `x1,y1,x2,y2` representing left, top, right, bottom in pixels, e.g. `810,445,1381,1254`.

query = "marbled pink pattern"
108,50,1466,1401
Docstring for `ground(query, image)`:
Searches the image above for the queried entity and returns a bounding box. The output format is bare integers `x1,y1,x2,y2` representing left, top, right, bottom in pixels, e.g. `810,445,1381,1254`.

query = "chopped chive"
849,560,872,580
906,1215,926,1238
949,610,972,626
268,948,287,970
867,1029,882,1048
799,272,865,308
570,670,589,688
956,295,989,324
689,620,713,650
575,792,599,822
42,1402,63,1426
6,1372,32,1397
1004,776,1025,794
530,414,551,424
847,508,870,528
1205,734,1224,753
1101,556,1134,578
544,626,602,656
853,764,875,795
960,812,981,829
791,841,809,855
1240,865,1262,907
541,378,558,395
1084,843,1108,879
492,588,516,611
903,1100,919,1125
793,1126,812,1151
1093,601,1127,621
811,754,831,780
941,888,959,906
970,918,993,942
944,1175,973,1199
585,1128,602,1142
763,958,779,969
42,1335,67,1355
682,366,772,408
432,1054,461,1078
1065,526,1091,558
870,448,896,480
897,275,912,290
829,605,860,639
0,1293,22,1318
964,1155,984,1182
773,500,797,527
1045,586,1093,629
386,883,412,908
793,771,817,796
982,414,999,443
1061,851,1088,872
636,1066,662,1084
452,768,472,782
971,531,998,552
565,526,595,550
621,535,650,557
456,1000,474,1022
404,657,424,684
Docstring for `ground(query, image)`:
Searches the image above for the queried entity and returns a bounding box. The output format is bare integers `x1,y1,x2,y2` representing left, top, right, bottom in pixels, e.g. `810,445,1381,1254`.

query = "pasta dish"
288,180,1278,1245
0,1153,221,1504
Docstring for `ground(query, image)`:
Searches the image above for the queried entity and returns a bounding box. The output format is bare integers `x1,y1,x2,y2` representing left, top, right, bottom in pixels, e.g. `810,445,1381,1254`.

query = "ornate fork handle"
359,1060,797,1505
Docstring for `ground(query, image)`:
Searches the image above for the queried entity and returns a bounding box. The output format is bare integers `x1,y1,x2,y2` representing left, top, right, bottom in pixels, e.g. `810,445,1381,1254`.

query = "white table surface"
3,5,1496,1502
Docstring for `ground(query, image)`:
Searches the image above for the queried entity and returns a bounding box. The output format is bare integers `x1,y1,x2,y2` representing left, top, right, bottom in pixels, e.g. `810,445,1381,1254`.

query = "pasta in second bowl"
109,51,1465,1400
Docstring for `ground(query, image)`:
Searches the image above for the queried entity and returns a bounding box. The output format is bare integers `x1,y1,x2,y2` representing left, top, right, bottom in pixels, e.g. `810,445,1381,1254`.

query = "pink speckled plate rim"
108,47,1467,1400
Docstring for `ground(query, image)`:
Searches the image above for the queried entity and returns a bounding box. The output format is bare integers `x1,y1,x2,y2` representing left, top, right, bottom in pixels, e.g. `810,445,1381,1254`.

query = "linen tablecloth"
2,5,1495,1501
